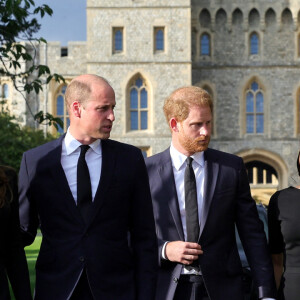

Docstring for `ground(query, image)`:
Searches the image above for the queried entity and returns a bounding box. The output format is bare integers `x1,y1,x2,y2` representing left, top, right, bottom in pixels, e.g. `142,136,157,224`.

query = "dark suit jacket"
145,148,276,300
0,166,32,300
19,135,157,300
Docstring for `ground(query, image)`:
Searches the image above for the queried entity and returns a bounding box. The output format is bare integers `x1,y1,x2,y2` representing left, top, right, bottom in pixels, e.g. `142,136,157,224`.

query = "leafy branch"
0,0,65,127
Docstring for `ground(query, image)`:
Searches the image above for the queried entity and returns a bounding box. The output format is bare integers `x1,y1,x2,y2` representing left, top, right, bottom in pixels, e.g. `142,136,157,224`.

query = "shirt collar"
64,129,102,156
170,143,204,171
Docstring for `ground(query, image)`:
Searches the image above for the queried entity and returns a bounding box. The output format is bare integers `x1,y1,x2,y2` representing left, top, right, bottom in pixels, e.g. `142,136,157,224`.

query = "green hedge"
0,107,56,171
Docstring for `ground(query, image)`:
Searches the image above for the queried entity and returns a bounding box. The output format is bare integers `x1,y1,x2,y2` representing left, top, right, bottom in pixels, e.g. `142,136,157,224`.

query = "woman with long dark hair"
268,152,300,300
0,166,32,299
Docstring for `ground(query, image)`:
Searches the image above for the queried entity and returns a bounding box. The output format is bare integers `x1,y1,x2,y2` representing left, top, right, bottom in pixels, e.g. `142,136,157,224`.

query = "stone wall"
86,0,192,155
192,0,300,186
2,0,300,188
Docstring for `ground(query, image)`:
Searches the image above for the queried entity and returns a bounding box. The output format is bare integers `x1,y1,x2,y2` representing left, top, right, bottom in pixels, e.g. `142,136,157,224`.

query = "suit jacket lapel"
159,149,185,241
46,135,83,221
88,139,116,223
200,149,219,236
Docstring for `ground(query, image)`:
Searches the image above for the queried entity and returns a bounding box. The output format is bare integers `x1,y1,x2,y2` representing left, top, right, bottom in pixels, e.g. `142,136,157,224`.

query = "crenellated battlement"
192,1,300,32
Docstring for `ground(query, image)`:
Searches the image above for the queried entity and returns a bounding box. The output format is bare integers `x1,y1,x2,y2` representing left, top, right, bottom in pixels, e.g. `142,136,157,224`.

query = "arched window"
232,8,243,26
281,8,293,26
298,34,300,57
240,149,288,197
55,85,69,134
113,27,123,53
199,9,211,28
250,32,259,54
200,33,210,56
265,8,276,28
3,84,9,98
216,8,227,26
249,9,260,27
246,81,264,134
129,76,148,131
154,27,164,51
246,161,278,185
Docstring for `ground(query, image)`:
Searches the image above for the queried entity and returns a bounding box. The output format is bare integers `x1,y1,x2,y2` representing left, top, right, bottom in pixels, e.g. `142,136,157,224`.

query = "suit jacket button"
79,256,85,262
173,277,178,283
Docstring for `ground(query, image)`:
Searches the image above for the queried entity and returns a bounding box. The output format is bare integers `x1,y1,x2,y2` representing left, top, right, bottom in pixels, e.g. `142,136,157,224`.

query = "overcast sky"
33,0,86,46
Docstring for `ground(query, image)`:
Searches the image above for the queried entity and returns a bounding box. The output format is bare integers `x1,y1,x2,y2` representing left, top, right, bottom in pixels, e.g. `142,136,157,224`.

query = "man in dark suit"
19,74,157,300
145,86,276,300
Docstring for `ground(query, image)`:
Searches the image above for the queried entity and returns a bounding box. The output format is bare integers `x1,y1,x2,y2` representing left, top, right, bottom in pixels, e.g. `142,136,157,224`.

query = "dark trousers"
70,270,94,300
174,275,210,300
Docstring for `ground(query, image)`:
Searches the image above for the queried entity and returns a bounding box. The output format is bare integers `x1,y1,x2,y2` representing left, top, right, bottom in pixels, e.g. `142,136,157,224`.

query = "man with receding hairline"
145,86,276,300
19,74,158,300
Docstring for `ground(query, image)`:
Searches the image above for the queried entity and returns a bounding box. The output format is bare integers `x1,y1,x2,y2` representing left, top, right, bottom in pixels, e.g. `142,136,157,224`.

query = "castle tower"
192,0,300,202
86,0,192,155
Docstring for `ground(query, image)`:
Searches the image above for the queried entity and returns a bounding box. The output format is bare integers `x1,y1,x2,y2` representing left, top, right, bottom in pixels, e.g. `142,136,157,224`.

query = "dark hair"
0,166,12,208
297,152,300,176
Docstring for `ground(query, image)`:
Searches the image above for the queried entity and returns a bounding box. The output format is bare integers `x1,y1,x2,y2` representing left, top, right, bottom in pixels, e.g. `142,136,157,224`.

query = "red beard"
179,134,210,154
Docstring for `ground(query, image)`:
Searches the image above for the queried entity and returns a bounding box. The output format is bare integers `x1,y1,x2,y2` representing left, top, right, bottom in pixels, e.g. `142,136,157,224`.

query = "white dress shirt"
170,143,205,242
61,129,102,203
162,144,205,275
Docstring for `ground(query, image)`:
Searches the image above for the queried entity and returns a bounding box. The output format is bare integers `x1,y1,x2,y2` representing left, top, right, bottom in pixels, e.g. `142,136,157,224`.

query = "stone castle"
1,0,300,204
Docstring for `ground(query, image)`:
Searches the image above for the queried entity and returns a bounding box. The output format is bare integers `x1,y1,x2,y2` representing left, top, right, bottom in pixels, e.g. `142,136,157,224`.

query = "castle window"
129,76,148,131
232,8,243,26
113,27,123,53
154,27,164,52
55,85,69,134
2,84,9,99
281,8,293,27
216,8,227,26
199,9,211,28
246,81,264,134
61,47,68,57
200,33,210,56
249,9,260,27
298,34,300,57
250,32,259,55
265,8,276,28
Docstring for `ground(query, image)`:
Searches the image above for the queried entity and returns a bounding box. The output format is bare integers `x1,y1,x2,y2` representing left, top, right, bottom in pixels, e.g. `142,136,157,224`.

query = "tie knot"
79,145,90,156
186,157,193,167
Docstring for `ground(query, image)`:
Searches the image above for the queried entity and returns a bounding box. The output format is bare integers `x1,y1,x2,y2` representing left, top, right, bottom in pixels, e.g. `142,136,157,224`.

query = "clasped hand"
165,241,203,265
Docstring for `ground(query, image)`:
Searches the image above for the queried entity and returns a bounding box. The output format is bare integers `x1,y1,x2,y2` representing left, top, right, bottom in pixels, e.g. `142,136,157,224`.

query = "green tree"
0,103,56,170
0,0,64,128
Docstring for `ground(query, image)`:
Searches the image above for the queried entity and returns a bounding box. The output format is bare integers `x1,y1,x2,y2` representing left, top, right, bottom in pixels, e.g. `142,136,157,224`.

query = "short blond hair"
163,86,213,125
65,75,110,108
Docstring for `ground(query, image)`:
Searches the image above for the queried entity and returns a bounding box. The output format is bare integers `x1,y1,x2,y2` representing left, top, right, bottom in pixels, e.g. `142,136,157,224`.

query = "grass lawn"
10,233,42,300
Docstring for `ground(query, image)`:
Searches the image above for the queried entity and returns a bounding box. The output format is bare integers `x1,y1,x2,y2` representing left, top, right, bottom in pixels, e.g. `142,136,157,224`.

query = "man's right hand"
165,241,203,265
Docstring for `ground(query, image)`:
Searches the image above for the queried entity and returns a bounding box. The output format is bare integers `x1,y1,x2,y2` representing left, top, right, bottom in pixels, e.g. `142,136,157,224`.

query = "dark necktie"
77,145,92,223
184,157,200,243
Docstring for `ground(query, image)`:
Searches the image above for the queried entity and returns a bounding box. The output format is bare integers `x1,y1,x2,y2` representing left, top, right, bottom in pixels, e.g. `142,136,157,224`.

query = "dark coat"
145,148,276,300
0,166,32,300
19,135,157,300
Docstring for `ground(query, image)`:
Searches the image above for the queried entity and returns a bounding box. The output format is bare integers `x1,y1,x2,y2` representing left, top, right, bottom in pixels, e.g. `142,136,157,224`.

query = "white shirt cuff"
161,241,169,260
